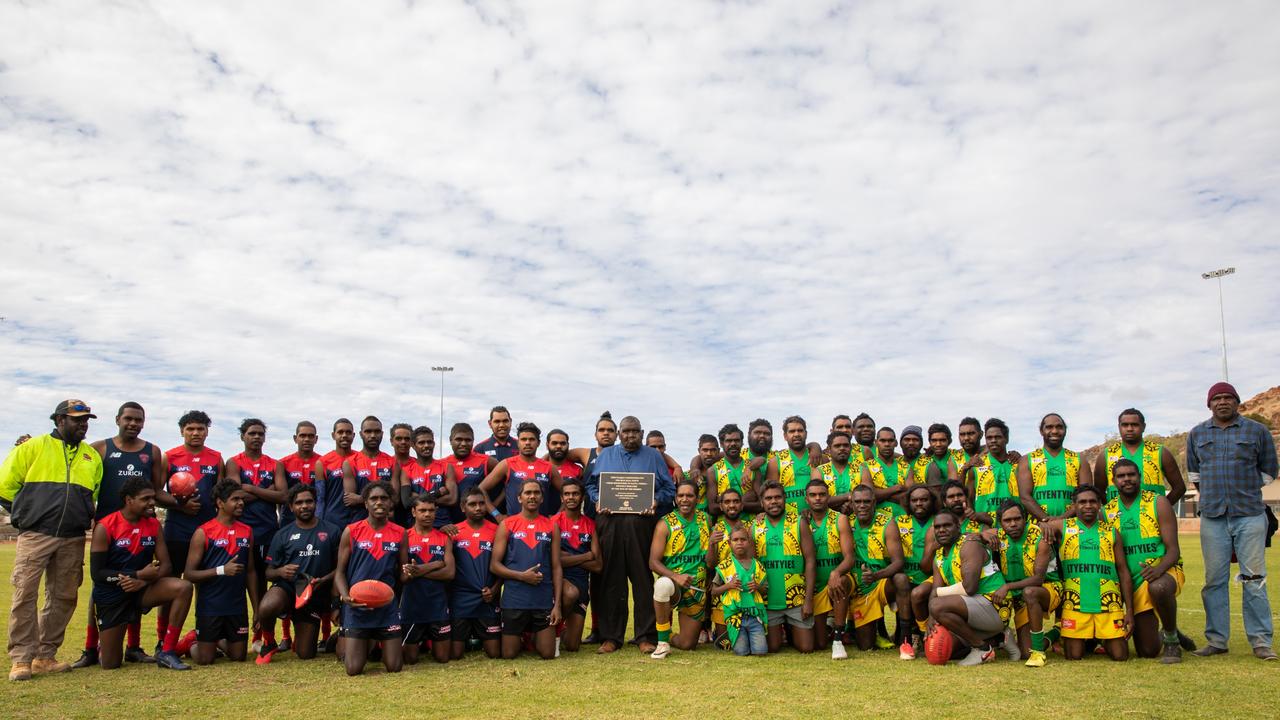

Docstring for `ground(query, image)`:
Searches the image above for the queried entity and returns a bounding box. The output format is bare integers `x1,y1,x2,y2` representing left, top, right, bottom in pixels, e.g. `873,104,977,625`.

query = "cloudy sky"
2,1,1277,462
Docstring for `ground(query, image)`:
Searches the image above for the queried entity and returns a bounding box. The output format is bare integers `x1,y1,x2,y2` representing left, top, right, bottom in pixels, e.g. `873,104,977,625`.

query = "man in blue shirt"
1187,381,1278,660
585,416,675,654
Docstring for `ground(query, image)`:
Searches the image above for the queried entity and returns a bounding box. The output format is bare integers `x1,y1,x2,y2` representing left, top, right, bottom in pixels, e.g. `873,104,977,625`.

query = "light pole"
1201,267,1235,381
432,366,454,443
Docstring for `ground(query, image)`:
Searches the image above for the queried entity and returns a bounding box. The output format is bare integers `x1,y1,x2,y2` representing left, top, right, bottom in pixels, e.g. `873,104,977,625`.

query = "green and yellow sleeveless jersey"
1104,490,1178,589
1026,447,1080,517
1103,440,1167,501
753,506,805,610
1058,517,1123,614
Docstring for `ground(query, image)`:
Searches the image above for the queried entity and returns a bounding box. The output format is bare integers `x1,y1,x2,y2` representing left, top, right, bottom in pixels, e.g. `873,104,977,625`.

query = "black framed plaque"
598,472,655,513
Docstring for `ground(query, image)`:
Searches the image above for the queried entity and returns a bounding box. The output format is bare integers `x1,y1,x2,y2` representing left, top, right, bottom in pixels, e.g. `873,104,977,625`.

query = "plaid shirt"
1187,415,1278,518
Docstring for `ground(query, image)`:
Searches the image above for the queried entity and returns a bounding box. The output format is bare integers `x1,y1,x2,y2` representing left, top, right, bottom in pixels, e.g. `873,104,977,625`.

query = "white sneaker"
554,637,561,658
957,645,995,666
831,640,848,660
1002,628,1021,661
650,641,671,659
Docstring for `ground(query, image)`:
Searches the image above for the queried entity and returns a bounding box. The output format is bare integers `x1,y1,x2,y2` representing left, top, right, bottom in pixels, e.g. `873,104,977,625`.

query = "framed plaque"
598,472,655,513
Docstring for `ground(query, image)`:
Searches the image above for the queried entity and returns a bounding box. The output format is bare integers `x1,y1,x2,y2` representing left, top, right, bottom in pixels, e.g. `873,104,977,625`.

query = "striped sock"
657,622,671,643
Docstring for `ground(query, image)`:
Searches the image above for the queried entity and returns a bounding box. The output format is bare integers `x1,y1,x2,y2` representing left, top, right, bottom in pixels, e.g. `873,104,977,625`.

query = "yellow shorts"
1061,607,1126,640
851,578,888,628
1132,566,1184,615
1013,583,1062,629
814,586,832,616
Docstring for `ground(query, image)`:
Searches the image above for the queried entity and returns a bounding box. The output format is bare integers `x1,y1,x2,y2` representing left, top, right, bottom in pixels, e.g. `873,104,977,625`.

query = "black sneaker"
1161,642,1182,664
277,638,292,653
70,648,98,669
1176,630,1197,652
155,650,191,671
321,635,339,654
583,630,599,644
125,646,156,664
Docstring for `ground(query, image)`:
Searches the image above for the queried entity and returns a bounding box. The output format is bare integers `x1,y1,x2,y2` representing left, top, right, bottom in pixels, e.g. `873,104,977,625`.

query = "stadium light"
1200,267,1235,381
432,366,454,443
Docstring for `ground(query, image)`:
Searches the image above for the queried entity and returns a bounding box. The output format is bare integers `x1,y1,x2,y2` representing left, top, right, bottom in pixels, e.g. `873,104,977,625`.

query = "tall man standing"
1187,382,1278,660
1017,413,1091,522
74,401,164,668
1,400,103,681
584,416,675,654
1096,408,1187,503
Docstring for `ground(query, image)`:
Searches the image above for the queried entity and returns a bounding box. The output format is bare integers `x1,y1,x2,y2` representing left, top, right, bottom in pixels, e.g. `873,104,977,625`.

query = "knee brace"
654,576,677,602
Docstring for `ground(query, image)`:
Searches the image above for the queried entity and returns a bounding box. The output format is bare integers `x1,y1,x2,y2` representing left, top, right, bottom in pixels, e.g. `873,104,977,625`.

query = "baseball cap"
51,399,97,419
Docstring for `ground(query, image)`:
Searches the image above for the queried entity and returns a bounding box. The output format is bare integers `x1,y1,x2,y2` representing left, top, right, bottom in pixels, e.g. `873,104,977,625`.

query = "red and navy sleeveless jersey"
317,450,352,525
446,452,491,522
500,514,555,610
92,511,161,606
164,446,223,542
401,526,451,624
347,451,395,523
343,519,404,629
230,452,279,542
279,452,321,525
450,520,497,618
550,511,595,590
503,456,556,516
556,460,583,484
195,519,252,617
96,439,155,521
402,458,452,528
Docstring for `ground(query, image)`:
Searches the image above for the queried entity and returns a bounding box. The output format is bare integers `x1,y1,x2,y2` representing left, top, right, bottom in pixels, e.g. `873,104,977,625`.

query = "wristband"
489,509,501,518
937,581,966,597
216,564,226,576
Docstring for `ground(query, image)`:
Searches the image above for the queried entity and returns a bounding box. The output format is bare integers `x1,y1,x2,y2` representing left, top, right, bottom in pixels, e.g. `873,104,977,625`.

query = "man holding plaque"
585,416,675,654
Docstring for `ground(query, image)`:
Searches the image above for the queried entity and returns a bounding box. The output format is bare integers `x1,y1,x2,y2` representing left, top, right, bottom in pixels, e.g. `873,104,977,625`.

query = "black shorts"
450,616,501,641
501,608,551,636
270,581,335,625
342,624,403,641
403,621,452,644
196,613,250,644
167,542,189,577
96,594,147,631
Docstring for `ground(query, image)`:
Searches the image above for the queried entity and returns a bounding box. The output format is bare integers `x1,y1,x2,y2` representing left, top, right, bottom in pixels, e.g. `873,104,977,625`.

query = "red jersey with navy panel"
279,452,321,525
401,526,451,624
500,514,556,610
317,450,352,526
551,511,594,597
402,458,453,528
446,452,491,522
450,520,498,620
163,446,223,542
504,456,557,516
92,511,161,607
230,452,280,544
347,451,395,523
343,519,404,629
195,518,253,617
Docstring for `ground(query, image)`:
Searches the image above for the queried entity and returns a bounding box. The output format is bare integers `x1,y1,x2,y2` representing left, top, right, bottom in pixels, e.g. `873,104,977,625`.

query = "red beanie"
1207,381,1240,406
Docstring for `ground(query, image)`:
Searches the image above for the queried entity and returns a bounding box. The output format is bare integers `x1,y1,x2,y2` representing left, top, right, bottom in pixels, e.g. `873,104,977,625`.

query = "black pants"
596,513,657,645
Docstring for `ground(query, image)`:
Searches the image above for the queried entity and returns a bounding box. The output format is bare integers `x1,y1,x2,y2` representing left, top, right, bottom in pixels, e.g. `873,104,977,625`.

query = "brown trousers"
7,531,85,663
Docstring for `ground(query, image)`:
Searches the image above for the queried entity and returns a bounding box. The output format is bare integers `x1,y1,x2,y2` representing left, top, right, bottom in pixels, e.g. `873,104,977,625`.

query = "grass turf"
2,535,1278,719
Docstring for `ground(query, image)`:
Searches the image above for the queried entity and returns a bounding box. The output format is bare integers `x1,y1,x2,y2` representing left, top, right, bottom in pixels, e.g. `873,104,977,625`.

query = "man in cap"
1187,382,1279,660
1,400,104,680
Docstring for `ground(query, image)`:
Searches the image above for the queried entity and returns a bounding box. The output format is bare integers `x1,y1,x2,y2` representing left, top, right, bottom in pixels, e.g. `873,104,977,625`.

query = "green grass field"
3,535,1278,719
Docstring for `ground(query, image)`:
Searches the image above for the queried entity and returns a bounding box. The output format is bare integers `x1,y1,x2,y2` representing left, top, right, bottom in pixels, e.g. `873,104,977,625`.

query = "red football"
350,579,395,609
168,471,198,499
925,626,955,665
